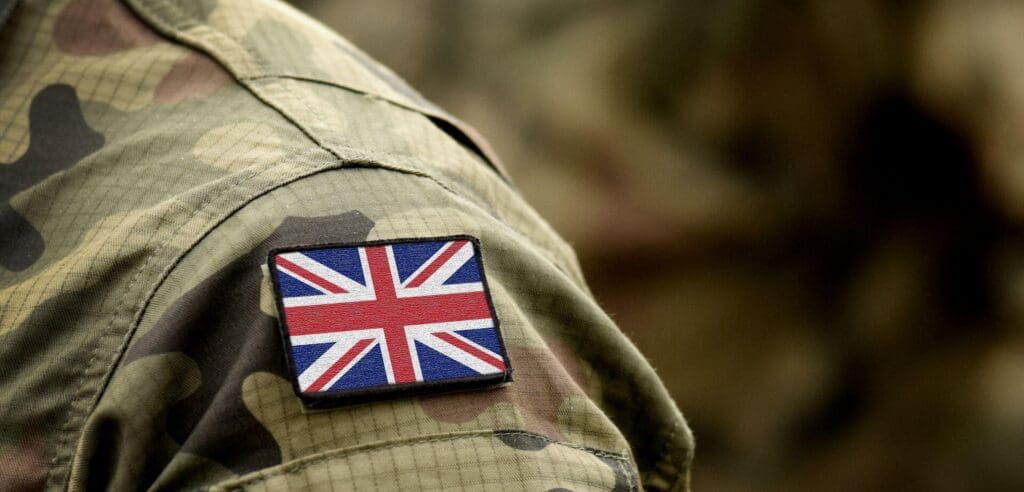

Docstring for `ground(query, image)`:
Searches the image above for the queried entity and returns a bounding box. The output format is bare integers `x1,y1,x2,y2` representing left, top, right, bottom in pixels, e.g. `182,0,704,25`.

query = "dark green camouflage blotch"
496,431,550,451
0,84,103,271
123,211,374,476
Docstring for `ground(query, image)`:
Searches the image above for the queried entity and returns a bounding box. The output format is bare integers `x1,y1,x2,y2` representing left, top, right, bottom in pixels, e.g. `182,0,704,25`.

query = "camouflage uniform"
0,0,692,490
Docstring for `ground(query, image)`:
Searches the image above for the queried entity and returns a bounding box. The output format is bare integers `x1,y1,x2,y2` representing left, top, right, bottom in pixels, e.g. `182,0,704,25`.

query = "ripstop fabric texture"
0,0,693,490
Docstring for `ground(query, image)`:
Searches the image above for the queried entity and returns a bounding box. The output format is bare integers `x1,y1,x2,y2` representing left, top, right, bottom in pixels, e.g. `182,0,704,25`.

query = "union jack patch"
268,236,511,406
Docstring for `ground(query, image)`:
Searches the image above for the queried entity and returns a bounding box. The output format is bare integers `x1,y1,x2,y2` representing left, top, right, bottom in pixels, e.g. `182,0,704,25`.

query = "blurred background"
293,1,1024,490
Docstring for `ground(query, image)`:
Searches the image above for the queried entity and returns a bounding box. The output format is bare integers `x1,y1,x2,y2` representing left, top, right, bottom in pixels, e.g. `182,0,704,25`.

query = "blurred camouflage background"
293,1,1024,490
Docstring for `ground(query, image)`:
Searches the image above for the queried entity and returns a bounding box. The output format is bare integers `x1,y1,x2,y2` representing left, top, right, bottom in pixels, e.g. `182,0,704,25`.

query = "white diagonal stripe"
400,240,456,287
416,241,474,289
279,252,367,293
443,330,503,363
276,264,334,295
294,332,381,391
318,339,379,392
414,332,500,375
402,318,497,384
296,339,349,390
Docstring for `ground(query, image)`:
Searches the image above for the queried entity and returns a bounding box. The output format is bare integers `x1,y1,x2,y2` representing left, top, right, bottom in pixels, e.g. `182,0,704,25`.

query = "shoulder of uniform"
125,0,507,176
126,0,409,102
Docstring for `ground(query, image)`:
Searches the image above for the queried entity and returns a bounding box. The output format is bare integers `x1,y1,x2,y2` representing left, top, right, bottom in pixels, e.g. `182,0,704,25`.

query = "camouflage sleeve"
94,165,690,491
0,0,691,490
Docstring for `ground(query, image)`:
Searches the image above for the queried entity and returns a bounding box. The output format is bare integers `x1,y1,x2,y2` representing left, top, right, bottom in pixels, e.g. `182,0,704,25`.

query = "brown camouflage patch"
547,337,598,397
154,52,233,104
54,0,160,55
419,345,587,440
0,433,47,492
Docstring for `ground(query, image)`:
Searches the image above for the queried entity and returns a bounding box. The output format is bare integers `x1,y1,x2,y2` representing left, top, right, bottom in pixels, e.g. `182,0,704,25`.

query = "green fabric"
0,0,693,490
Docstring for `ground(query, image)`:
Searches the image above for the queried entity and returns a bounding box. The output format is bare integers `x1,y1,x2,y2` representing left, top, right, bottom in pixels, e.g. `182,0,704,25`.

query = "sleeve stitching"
214,430,633,490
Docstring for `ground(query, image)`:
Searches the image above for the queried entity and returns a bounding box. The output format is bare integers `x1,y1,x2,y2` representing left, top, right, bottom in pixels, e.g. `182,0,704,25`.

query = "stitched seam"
55,158,581,489
618,456,639,492
240,73,460,129
124,0,508,181
248,73,509,181
123,0,580,282
55,4,650,490
50,147,334,490
215,430,632,490
659,423,684,491
221,70,464,199
250,77,583,285
47,4,326,486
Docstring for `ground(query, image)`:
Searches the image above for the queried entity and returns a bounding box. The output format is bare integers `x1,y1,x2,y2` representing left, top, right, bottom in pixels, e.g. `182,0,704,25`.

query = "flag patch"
268,236,511,406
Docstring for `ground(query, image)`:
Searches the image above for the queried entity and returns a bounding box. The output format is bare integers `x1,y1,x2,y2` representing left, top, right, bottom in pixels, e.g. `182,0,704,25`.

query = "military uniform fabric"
0,0,693,490
0,0,17,32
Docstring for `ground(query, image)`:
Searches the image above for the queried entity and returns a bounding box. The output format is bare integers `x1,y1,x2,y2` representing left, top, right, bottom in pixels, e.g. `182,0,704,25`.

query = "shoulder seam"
55,145,337,489
119,0,583,283
121,0,510,180
118,0,470,197
210,429,632,490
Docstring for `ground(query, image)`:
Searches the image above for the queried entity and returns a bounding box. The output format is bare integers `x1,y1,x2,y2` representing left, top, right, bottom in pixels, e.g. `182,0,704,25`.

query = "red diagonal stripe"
406,240,468,288
434,331,505,370
276,256,347,294
306,338,375,392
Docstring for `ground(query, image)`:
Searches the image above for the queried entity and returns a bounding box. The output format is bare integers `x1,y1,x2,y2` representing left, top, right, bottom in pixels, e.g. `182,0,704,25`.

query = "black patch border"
268,235,513,409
